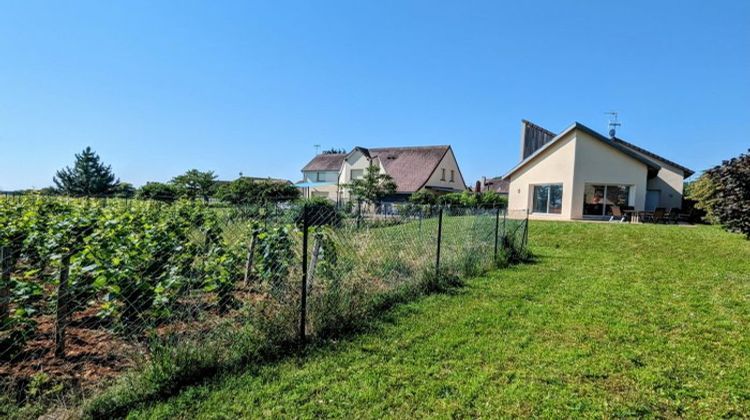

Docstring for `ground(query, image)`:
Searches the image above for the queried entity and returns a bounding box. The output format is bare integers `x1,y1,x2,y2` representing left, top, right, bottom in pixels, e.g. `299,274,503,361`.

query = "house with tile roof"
297,145,467,203
504,120,694,220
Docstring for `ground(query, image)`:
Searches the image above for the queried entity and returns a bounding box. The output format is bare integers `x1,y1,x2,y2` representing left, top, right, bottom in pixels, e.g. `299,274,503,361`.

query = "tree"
345,162,397,205
478,191,508,208
53,147,119,197
409,189,437,205
137,182,178,202
685,173,719,224
322,148,346,154
215,178,300,205
438,191,477,207
707,150,750,238
113,182,136,199
171,169,217,202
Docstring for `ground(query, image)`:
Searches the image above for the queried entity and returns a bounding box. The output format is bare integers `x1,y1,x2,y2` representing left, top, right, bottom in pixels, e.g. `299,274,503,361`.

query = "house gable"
423,147,466,192
570,130,650,217
507,130,578,218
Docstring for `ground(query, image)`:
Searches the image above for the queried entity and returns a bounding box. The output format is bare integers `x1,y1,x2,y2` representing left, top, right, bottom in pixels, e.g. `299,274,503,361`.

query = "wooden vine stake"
0,246,11,326
243,232,258,287
54,253,72,358
306,233,322,293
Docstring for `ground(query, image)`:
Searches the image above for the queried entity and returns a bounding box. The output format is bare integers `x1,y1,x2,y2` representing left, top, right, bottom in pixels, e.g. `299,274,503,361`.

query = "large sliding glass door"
532,184,563,214
583,184,631,217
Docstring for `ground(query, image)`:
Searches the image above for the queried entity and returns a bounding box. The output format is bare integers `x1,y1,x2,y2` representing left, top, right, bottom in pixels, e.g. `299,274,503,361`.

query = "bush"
137,182,178,202
685,173,719,224
216,178,300,206
409,190,437,205
292,198,342,227
478,191,508,208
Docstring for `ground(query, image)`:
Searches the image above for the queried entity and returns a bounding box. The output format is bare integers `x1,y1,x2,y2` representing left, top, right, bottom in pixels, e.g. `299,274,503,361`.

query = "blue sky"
1,0,748,190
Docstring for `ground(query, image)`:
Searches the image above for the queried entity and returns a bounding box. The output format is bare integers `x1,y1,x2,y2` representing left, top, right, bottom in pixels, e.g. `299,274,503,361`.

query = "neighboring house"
298,145,467,203
477,176,510,195
504,120,694,220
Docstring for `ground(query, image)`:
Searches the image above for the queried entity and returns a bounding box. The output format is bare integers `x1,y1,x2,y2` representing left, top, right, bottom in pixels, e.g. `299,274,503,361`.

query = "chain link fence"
0,195,529,416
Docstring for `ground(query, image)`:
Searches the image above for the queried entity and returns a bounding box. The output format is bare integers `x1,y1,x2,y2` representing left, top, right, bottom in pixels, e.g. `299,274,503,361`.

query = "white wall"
424,148,466,192
571,131,648,218
508,131,577,219
619,147,687,210
339,151,383,200
507,129,651,220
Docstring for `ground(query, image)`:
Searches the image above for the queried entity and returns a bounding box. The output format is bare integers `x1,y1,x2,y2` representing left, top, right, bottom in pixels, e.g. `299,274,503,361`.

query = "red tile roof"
369,146,451,193
301,145,456,193
302,153,347,172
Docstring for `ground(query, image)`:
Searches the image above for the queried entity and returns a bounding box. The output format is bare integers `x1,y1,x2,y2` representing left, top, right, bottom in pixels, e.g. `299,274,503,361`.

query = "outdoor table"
623,209,639,223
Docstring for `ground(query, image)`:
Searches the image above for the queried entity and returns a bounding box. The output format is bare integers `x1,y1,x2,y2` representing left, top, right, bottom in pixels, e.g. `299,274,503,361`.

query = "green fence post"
300,204,309,343
435,206,443,277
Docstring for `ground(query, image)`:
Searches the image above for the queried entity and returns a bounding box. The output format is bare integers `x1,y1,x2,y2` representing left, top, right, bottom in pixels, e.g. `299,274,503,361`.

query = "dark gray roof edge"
503,122,661,179
612,137,694,177
572,122,661,172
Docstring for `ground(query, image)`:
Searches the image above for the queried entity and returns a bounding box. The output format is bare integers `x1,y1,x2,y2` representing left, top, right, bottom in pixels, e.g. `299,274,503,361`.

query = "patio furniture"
665,208,680,224
645,207,666,223
609,206,627,222
623,208,639,223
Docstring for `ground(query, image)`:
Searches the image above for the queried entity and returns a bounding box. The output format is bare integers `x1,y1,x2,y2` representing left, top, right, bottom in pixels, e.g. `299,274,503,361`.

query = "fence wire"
0,195,528,412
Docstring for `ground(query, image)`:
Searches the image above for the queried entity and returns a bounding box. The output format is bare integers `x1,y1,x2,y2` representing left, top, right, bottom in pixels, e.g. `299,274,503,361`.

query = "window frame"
440,168,446,181
531,183,564,214
582,183,633,217
450,170,455,183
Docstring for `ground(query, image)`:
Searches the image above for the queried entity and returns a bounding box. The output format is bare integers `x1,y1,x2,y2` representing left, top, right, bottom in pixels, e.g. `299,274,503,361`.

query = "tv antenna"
314,144,321,154
605,112,621,138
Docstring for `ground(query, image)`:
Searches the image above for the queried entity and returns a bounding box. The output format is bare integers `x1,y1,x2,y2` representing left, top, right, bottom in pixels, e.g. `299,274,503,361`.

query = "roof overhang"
294,181,336,188
503,122,661,180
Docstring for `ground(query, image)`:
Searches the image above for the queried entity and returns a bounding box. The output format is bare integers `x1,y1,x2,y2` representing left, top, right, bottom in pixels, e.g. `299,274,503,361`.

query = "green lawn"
128,222,750,418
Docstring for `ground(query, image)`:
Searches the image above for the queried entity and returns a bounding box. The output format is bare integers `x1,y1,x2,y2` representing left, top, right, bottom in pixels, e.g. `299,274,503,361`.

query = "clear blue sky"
1,1,748,190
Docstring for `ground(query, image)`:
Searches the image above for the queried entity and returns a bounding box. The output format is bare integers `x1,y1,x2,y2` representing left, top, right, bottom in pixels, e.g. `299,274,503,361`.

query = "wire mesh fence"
0,195,529,414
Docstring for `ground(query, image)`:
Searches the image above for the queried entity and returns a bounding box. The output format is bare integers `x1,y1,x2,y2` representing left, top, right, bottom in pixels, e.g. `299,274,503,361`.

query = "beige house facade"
505,121,693,220
298,145,467,203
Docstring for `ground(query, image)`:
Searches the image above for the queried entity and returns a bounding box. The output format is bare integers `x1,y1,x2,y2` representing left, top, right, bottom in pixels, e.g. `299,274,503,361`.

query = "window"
441,168,446,181
583,184,631,216
532,184,563,214
316,172,322,182
350,169,364,180
450,170,455,182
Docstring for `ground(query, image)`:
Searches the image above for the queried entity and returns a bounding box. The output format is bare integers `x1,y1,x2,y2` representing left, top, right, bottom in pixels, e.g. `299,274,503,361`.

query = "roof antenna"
605,112,621,138
314,144,321,154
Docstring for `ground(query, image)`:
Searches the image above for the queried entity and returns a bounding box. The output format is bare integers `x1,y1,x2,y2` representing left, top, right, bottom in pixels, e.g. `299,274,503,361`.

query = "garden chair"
609,206,627,222
666,208,680,224
647,207,666,223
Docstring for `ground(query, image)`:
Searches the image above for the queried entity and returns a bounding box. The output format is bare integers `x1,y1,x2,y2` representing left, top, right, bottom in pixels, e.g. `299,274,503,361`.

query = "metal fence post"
523,209,530,249
300,204,309,343
435,206,443,276
493,206,500,260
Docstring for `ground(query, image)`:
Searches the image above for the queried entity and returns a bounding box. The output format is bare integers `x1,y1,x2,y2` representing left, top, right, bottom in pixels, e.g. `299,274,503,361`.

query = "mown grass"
128,221,750,418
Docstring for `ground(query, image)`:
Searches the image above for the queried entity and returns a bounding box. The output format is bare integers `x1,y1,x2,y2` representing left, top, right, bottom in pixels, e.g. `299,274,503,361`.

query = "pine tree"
53,147,120,197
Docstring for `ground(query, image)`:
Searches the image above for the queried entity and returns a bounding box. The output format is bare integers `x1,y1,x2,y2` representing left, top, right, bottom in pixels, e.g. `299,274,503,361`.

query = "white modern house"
297,145,467,203
504,120,694,220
